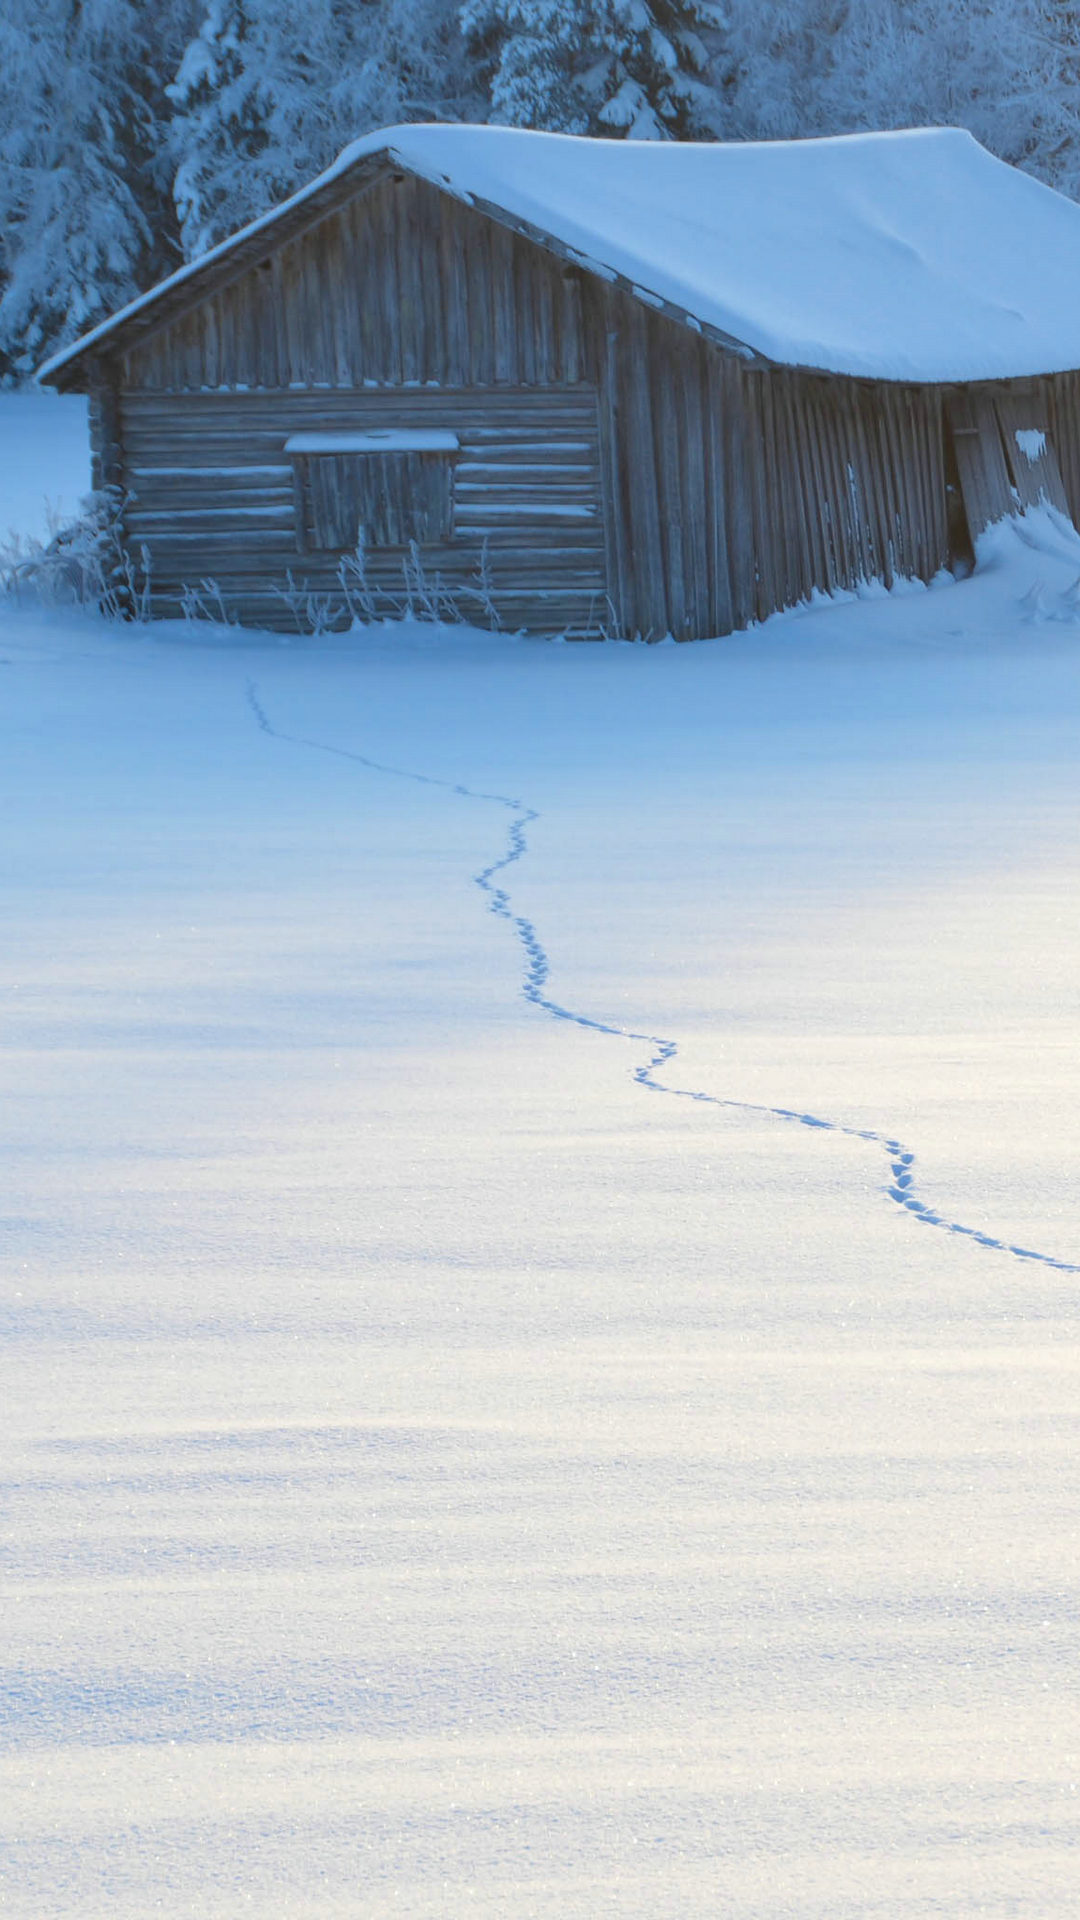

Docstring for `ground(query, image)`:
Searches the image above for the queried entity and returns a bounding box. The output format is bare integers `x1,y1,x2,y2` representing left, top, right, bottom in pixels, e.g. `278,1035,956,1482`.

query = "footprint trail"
247,679,1079,1278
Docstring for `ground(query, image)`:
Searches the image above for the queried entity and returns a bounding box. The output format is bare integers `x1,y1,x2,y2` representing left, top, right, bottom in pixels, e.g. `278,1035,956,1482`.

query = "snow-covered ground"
0,389,88,542
3,394,1080,1917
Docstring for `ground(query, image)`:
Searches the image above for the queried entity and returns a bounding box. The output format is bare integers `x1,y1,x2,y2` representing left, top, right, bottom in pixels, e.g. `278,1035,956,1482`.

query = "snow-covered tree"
0,0,195,376
461,0,728,139
168,0,476,259
715,0,1080,195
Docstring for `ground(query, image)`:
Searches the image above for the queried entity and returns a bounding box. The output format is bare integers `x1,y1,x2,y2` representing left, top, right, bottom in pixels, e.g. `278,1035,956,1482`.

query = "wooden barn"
39,122,1080,640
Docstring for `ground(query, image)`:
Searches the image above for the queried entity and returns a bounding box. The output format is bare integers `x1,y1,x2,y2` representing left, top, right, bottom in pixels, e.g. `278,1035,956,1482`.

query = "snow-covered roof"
38,123,1080,387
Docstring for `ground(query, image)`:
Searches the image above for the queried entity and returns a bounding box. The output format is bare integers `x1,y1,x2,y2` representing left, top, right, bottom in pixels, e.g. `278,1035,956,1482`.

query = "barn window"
284,430,459,551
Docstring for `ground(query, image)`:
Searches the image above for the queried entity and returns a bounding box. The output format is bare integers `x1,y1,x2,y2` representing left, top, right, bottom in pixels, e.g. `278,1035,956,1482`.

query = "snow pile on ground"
42,122,1080,387
4,402,1080,1914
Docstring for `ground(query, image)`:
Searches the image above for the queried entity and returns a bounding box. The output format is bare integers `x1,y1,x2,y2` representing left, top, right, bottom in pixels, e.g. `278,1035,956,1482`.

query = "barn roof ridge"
38,121,1080,389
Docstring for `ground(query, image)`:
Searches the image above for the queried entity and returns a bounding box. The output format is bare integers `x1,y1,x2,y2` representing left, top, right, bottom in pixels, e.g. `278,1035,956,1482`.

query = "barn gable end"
102,174,620,634
119,174,592,394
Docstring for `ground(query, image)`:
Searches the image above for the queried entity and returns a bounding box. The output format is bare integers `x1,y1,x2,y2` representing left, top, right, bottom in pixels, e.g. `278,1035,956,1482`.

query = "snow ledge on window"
284,430,460,455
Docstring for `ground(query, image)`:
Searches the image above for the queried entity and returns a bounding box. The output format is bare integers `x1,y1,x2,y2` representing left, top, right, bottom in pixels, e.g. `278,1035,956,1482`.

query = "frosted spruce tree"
461,0,729,139
0,0,194,376
168,0,348,259
715,0,1080,196
168,0,476,259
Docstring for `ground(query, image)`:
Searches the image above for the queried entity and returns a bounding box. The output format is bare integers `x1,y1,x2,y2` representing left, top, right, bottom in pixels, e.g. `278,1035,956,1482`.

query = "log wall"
120,386,607,634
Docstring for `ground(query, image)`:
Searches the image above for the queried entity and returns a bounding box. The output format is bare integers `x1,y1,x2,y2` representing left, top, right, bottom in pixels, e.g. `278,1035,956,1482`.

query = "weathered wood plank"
141,537,607,569
676,338,711,635
946,390,1015,537
127,508,296,530
779,370,829,599
873,387,907,580
876,384,907,576
815,386,857,590
716,358,756,630
649,329,690,637
1047,372,1080,525
847,385,887,588
918,388,949,576
760,374,794,607
559,269,584,385
128,479,293,501
837,385,874,586
615,302,667,636
793,383,835,594
121,387,599,414
489,219,517,385
760,371,801,612
994,391,1072,517
740,373,776,619
903,388,932,582
701,347,734,636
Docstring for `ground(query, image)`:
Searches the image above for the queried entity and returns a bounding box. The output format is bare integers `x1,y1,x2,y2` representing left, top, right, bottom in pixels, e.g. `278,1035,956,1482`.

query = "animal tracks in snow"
247,678,1079,1279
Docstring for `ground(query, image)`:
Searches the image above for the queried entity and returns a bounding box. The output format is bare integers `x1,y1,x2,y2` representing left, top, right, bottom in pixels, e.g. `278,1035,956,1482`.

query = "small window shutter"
292,451,455,551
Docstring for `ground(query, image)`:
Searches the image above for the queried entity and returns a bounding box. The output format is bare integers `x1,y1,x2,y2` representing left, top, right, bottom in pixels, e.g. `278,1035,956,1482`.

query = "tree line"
1,0,1077,378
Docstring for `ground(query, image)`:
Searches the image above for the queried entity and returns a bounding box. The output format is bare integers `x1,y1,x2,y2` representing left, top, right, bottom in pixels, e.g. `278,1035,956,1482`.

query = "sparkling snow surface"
40,122,1080,386
3,406,1080,1915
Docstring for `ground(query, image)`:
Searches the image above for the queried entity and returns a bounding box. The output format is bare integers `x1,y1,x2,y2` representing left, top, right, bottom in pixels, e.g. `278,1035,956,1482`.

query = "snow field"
2,401,1080,1913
